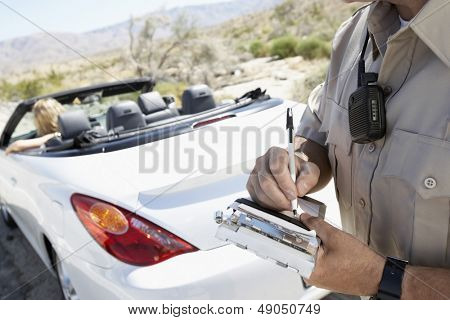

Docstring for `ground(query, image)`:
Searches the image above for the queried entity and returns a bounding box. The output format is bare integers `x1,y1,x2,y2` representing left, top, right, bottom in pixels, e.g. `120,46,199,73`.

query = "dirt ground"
0,220,63,300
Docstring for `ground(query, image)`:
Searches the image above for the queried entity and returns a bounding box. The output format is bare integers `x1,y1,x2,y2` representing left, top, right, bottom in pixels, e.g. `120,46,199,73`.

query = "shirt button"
424,177,437,189
368,143,376,153
359,199,366,208
383,86,393,96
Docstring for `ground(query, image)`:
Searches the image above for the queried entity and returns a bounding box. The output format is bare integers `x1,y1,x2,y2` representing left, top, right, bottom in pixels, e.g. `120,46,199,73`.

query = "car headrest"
138,92,167,115
58,110,91,140
182,84,216,115
106,101,146,132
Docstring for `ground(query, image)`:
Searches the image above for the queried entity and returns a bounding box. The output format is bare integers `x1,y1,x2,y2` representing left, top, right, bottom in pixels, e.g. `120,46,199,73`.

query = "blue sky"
0,0,232,41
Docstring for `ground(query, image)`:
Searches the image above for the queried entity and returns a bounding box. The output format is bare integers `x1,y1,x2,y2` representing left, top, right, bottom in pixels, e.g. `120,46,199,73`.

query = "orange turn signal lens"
72,194,198,266
88,203,129,235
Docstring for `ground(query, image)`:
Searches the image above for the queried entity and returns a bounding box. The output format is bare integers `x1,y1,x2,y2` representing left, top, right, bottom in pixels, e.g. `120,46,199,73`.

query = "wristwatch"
375,257,408,300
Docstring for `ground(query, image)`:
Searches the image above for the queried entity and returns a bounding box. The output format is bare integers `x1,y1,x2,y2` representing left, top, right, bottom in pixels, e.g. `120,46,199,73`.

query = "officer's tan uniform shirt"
297,0,450,268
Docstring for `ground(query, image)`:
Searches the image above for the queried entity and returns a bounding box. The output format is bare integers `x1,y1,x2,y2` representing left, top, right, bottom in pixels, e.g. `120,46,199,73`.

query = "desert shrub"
15,79,44,98
47,69,65,89
270,35,300,59
155,82,188,105
236,42,248,54
273,0,296,27
296,36,331,60
261,25,273,36
0,78,43,100
0,70,65,101
291,65,328,103
231,25,253,39
0,80,13,100
249,40,269,58
304,70,327,94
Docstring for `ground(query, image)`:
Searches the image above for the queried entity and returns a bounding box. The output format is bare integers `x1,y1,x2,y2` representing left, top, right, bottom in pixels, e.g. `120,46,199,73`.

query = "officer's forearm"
295,136,331,193
401,266,450,299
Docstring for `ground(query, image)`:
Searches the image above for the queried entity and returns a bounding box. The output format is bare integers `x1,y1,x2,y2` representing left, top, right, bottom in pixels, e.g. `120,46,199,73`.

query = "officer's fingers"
247,167,272,208
247,173,269,207
247,178,258,202
267,147,297,200
258,172,291,211
296,161,320,197
248,154,288,210
247,168,257,196
247,165,259,185
251,175,280,211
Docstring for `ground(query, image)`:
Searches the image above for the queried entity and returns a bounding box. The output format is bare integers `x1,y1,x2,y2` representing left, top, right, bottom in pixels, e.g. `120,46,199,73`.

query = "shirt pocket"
381,129,450,267
320,99,353,210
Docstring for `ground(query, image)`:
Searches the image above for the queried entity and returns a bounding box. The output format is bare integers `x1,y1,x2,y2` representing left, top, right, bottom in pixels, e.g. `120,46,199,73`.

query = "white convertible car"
0,77,339,300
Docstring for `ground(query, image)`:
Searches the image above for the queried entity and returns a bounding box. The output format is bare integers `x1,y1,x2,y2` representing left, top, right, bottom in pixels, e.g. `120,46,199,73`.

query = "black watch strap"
375,257,408,300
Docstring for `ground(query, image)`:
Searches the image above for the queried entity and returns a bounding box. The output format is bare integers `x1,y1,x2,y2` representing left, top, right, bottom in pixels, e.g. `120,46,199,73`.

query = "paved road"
0,220,63,300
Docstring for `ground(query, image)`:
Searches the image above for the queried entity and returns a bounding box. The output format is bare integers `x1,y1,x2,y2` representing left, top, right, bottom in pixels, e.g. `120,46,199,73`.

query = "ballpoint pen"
286,107,298,216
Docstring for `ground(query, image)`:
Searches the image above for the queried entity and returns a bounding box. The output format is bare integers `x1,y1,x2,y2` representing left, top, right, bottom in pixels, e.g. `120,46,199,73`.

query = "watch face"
376,257,408,300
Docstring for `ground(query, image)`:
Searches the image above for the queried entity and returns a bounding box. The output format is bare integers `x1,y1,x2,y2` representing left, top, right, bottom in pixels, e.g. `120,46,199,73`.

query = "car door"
0,111,44,250
0,149,13,216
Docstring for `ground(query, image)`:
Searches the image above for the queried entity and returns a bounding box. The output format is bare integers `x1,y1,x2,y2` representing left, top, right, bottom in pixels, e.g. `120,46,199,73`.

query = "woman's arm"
5,133,55,155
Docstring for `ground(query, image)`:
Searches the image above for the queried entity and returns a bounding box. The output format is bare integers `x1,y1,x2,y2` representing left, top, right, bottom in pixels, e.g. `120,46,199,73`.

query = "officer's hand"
300,213,386,296
247,147,320,211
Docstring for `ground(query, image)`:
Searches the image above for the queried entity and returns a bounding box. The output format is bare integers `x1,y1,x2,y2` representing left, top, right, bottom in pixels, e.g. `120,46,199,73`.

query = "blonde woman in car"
5,98,64,155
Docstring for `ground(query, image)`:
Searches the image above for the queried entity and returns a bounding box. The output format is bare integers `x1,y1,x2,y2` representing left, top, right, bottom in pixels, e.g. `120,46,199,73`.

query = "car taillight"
71,194,198,266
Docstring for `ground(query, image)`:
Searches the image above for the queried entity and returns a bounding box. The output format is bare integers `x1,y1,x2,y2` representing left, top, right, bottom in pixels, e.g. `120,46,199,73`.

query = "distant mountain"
0,0,282,74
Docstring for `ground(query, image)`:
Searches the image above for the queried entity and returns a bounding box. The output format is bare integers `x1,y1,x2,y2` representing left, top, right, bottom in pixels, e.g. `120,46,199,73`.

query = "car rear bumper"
60,245,329,300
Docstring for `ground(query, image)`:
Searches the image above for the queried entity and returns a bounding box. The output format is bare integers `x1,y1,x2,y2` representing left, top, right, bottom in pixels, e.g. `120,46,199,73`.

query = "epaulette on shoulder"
352,1,374,16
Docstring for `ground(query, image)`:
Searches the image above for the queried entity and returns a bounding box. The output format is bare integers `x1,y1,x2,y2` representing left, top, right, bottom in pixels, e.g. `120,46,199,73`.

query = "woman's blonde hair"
32,98,65,136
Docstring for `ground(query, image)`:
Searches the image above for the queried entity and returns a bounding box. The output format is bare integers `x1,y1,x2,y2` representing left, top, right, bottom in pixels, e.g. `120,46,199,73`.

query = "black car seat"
181,85,216,115
58,110,92,141
106,101,146,133
138,92,179,125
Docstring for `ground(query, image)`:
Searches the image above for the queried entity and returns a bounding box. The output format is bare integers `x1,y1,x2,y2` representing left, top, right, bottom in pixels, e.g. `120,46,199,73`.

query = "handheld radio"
348,30,386,144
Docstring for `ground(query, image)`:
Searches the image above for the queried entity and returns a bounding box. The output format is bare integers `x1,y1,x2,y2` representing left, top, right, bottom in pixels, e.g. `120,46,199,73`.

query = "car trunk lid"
134,102,301,250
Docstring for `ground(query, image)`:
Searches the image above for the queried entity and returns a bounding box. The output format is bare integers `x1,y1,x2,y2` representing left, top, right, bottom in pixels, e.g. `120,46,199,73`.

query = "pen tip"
293,209,298,216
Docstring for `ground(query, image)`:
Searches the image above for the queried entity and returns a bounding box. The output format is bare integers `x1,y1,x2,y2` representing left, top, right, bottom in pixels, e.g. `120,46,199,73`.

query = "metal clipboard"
215,197,326,278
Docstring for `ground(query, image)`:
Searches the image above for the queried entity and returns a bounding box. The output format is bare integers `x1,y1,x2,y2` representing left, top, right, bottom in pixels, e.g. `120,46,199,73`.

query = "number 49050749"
257,303,320,315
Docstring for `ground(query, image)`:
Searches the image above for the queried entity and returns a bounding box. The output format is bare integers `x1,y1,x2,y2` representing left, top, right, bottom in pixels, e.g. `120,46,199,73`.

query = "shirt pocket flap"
320,99,353,155
381,129,450,200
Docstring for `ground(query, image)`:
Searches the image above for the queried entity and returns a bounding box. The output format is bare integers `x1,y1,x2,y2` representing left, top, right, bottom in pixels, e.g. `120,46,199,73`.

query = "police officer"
247,0,450,299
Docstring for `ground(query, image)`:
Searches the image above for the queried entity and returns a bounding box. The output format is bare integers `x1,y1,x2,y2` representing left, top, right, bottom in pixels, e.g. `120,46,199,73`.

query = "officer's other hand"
246,147,320,211
300,213,386,296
